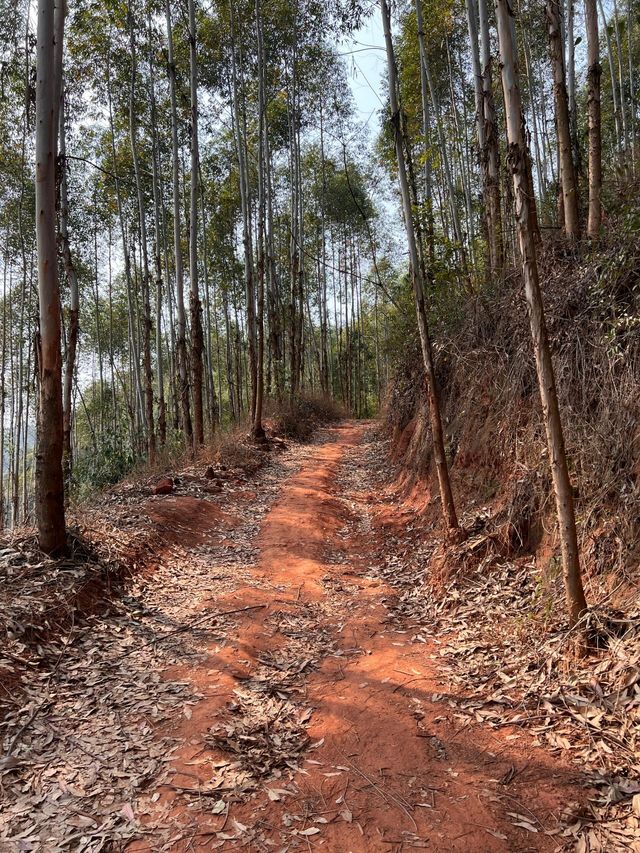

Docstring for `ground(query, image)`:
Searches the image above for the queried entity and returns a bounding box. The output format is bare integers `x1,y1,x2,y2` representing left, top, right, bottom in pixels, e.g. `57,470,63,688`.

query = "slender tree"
166,0,192,447
415,0,469,284
35,0,66,553
252,0,267,441
585,0,602,237
546,0,581,238
188,0,205,449
129,9,155,464
495,0,587,627
478,0,502,273
381,0,459,533
58,91,79,486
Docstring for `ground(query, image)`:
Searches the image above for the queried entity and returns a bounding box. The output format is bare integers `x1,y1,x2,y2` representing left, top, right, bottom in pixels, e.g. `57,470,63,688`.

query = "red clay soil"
130,422,585,852
144,496,240,547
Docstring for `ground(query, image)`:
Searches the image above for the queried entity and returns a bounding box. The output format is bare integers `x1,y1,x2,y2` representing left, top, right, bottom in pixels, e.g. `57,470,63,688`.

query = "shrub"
71,430,135,499
269,393,344,441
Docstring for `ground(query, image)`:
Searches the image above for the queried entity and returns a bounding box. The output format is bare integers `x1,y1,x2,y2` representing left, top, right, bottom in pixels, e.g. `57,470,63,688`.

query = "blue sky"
345,12,387,137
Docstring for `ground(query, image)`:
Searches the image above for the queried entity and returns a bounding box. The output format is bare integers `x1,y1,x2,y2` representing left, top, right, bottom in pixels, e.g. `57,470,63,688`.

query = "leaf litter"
0,443,307,851
7,422,637,851
339,428,640,852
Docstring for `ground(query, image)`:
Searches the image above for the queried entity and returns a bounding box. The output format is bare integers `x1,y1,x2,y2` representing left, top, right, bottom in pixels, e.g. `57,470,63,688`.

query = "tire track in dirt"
132,421,585,852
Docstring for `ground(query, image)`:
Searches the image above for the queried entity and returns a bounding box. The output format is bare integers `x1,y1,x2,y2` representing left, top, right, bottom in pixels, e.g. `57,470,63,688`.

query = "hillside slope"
387,215,640,589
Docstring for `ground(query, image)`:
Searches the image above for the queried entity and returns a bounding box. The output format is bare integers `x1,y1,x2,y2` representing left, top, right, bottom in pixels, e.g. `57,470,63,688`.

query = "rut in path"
128,420,583,852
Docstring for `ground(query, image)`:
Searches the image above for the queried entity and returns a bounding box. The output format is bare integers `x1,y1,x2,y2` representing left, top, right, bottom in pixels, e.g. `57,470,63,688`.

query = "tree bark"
466,0,492,275
478,0,503,272
188,0,204,449
252,0,267,441
58,91,78,488
415,0,469,286
566,0,580,172
229,4,257,419
165,0,192,447
585,0,602,237
546,0,580,239
495,0,587,628
129,11,155,464
381,0,459,533
35,0,66,554
598,0,623,154
148,16,167,447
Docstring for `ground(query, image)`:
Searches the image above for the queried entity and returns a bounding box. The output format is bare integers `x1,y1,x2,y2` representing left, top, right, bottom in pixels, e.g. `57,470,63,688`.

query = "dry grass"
268,392,345,441
210,420,268,474
386,215,640,582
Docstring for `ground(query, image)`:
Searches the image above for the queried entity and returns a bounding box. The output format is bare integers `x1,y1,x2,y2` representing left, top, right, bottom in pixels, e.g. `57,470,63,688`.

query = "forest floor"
3,421,637,852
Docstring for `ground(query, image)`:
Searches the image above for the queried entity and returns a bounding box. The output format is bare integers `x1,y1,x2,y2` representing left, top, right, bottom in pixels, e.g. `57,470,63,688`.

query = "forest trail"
2,422,588,852
126,421,583,852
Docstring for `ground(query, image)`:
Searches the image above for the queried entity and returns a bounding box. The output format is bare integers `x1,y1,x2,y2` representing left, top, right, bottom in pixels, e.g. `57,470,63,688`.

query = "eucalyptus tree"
35,0,66,553
128,6,155,463
188,0,205,449
495,0,587,628
414,0,469,281
546,0,580,238
58,92,79,485
585,0,602,236
381,0,459,533
165,0,192,447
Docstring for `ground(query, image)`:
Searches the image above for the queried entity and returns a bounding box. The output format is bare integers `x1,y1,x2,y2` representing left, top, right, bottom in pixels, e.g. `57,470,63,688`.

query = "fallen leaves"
0,442,306,851
207,691,311,780
342,431,640,851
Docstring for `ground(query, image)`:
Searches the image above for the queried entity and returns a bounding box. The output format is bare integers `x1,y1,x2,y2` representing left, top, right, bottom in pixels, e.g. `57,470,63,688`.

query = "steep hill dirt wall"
385,235,640,584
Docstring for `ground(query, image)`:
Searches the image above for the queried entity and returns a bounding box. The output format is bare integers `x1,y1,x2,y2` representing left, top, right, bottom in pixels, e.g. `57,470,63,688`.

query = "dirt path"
2,422,585,851
129,421,583,852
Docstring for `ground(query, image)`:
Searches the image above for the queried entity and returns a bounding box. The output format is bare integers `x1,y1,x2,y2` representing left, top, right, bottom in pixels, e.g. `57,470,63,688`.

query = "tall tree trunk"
149,16,167,447
566,0,580,172
627,0,636,168
35,0,66,554
229,4,257,419
627,0,636,171
466,0,493,274
612,0,629,156
58,91,78,487
188,0,204,449
478,0,502,272
129,11,155,464
598,0,623,154
418,59,436,265
585,0,602,237
415,0,470,288
496,0,587,628
107,50,144,443
381,0,459,533
199,174,219,428
523,30,548,203
252,0,267,440
165,0,192,446
546,0,580,238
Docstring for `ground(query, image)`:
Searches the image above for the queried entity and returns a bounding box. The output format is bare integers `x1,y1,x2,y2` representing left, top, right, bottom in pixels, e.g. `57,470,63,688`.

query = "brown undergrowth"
387,211,640,589
267,392,345,441
382,212,640,851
